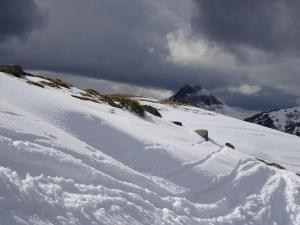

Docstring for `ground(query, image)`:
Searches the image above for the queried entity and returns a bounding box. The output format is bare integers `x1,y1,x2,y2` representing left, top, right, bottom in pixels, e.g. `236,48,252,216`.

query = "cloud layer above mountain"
0,0,300,110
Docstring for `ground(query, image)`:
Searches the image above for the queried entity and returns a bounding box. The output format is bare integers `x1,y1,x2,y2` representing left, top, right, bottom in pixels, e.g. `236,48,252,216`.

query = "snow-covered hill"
168,85,252,119
0,72,300,225
245,107,300,137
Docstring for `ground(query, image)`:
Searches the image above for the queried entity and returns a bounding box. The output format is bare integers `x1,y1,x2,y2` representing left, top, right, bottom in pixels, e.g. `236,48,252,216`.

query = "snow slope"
140,99,300,173
0,73,300,225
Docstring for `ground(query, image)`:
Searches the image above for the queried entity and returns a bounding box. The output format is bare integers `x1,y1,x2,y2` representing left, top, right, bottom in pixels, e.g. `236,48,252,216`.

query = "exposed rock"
40,80,61,89
26,80,45,88
108,99,123,109
225,142,235,149
71,95,99,103
23,72,37,77
256,158,286,170
41,78,73,89
245,113,276,129
84,89,100,96
172,121,182,126
0,64,24,77
51,79,73,89
195,129,209,141
245,106,300,137
81,92,108,102
80,92,94,98
142,105,162,118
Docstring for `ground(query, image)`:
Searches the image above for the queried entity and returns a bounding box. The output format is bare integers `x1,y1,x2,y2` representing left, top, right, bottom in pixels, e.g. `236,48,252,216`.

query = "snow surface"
141,100,300,173
0,73,300,225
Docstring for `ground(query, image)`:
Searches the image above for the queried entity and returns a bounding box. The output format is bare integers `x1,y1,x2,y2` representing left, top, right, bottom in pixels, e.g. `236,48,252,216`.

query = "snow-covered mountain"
0,70,300,224
169,85,252,119
245,106,300,137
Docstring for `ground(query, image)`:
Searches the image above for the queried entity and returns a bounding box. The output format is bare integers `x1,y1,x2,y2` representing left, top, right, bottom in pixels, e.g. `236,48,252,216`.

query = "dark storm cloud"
192,0,300,54
0,0,171,75
0,0,208,90
0,0,45,42
0,0,300,111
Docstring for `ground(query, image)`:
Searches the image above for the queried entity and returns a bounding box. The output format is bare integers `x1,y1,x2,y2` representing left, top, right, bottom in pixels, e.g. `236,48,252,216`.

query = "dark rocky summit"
167,84,251,119
169,85,223,107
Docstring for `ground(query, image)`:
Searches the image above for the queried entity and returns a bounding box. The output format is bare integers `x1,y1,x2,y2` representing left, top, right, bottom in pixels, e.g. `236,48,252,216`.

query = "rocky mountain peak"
169,84,223,107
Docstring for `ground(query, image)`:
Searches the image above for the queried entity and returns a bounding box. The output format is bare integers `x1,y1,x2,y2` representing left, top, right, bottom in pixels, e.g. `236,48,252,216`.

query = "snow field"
0,73,299,224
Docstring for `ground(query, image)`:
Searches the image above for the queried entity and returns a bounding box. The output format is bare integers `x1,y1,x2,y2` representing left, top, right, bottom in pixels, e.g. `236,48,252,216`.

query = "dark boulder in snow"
0,64,24,77
172,121,183,126
26,80,45,88
142,105,162,118
225,142,235,149
195,129,209,141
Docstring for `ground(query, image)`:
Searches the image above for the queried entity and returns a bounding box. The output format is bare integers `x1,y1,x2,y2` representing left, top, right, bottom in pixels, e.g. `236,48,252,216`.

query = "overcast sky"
1,0,300,110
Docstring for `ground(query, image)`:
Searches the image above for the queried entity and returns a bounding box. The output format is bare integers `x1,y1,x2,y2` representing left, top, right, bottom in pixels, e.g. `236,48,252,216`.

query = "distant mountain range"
168,84,253,119
245,107,300,137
